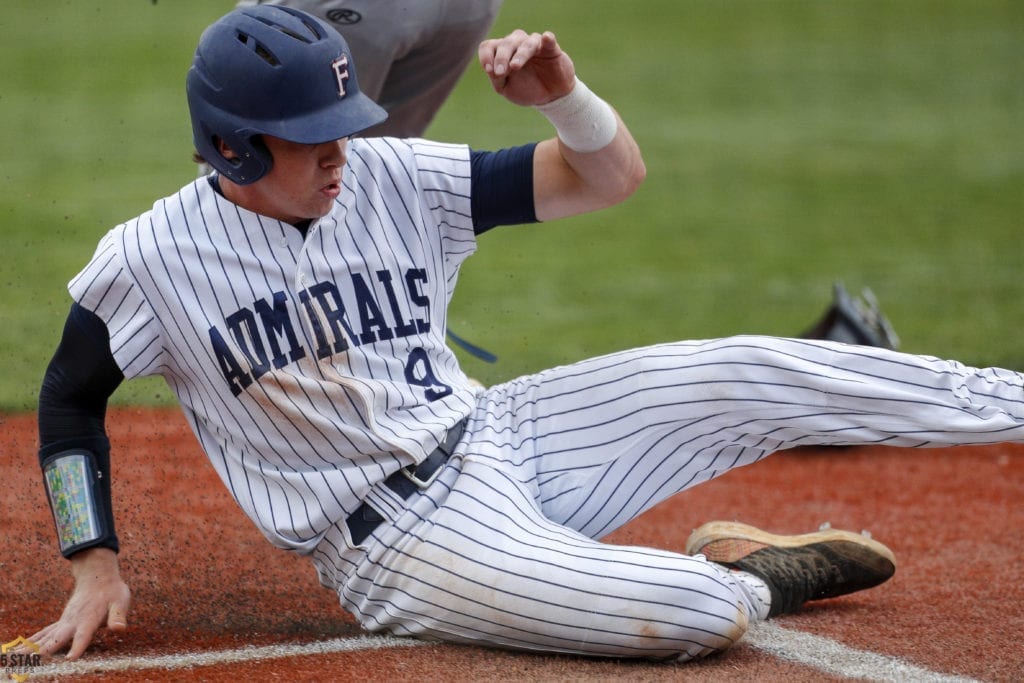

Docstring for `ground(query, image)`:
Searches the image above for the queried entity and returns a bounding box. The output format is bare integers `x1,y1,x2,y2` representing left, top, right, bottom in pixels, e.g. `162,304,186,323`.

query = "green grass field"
1,0,1021,412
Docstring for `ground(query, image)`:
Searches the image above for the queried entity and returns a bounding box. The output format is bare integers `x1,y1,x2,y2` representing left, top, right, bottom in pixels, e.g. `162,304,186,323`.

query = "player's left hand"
478,30,576,107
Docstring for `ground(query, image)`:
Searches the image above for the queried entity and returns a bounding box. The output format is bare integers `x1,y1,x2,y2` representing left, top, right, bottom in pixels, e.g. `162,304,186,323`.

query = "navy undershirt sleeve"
38,302,124,555
470,143,538,234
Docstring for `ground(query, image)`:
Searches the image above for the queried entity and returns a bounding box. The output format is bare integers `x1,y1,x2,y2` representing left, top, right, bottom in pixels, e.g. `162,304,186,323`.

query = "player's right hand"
25,547,131,660
478,29,576,107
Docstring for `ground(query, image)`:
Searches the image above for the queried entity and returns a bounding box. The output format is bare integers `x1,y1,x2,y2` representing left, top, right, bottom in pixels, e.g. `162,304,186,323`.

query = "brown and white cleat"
686,520,896,617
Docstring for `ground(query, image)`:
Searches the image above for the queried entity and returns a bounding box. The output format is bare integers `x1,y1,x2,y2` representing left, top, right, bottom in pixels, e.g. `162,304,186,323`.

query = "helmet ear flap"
243,136,273,183
202,128,273,185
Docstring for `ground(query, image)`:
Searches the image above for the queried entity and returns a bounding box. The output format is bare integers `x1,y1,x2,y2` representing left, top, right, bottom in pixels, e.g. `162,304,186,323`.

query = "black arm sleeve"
470,143,538,234
38,302,125,555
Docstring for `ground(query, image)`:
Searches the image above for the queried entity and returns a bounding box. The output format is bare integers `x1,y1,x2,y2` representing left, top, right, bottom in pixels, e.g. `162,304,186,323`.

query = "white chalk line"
745,622,980,683
27,625,977,681
27,634,427,678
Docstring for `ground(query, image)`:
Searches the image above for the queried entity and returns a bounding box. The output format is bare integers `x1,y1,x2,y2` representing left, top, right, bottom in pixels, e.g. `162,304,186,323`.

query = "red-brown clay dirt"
2,407,1022,681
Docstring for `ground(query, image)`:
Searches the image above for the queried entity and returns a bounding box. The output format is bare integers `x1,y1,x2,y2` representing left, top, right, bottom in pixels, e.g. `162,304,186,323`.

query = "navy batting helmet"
186,5,387,184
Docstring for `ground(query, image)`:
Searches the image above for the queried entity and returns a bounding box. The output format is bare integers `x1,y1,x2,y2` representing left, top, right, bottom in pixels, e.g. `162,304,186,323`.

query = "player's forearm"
532,110,646,222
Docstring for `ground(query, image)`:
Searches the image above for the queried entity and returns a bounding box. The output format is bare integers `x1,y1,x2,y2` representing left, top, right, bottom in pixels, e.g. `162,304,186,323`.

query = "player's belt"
346,418,467,546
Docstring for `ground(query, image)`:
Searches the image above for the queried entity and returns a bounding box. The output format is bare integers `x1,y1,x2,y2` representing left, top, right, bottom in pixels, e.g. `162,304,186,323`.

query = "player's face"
235,135,349,224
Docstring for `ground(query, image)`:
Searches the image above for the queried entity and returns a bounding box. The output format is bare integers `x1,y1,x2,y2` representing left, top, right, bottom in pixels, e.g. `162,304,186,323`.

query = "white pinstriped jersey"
69,138,478,552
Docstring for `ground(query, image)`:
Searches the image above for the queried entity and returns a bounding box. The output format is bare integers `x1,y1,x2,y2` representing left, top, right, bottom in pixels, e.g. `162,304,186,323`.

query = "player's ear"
216,136,239,161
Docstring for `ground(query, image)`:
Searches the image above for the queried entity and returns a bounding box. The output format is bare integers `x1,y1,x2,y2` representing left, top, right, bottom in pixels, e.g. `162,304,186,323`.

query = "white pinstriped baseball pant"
312,335,1024,660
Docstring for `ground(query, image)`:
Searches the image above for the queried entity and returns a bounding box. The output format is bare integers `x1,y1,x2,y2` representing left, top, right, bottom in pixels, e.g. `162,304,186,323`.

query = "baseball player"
28,5,1024,664
236,0,504,138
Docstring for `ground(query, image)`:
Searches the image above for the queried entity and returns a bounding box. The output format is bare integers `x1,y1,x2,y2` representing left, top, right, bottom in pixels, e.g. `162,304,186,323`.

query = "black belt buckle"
345,418,467,546
401,416,465,490
399,451,444,490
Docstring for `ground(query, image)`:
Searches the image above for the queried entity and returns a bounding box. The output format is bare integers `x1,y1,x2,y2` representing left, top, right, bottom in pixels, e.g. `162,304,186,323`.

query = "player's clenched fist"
478,30,576,106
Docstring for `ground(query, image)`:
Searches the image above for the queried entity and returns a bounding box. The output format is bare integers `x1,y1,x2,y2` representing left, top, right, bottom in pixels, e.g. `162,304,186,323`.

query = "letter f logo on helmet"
332,55,350,97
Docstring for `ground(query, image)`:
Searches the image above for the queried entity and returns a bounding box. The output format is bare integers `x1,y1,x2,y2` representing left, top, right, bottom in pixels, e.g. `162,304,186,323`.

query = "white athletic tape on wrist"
43,450,106,555
534,77,618,153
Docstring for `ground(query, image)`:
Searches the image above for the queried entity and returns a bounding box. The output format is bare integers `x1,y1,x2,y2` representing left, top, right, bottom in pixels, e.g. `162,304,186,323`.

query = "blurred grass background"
0,0,1021,412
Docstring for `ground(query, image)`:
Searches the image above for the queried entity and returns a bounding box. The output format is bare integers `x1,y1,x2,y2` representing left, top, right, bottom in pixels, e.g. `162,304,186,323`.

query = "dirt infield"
2,407,1022,681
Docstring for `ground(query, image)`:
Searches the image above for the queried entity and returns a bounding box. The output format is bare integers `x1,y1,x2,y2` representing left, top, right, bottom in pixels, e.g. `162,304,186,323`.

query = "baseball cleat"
685,521,896,618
